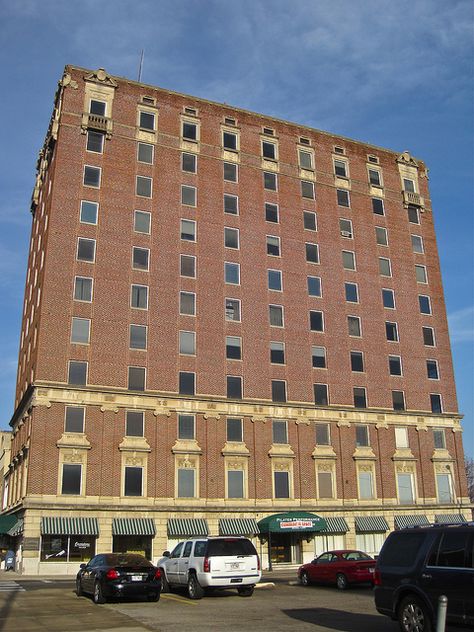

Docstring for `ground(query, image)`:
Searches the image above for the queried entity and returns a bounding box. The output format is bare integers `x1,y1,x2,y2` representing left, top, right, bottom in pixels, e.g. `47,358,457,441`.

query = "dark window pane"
227,418,243,442
180,255,195,278
134,211,151,233
348,316,361,337
271,380,286,403
128,367,145,391
182,121,197,140
178,414,195,439
382,289,395,308
274,471,289,498
133,247,149,270
90,100,106,115
270,343,285,364
304,211,317,230
65,407,84,433
306,243,319,263
265,203,278,223
310,311,323,331
419,295,431,314
268,270,282,291
77,238,95,262
130,325,147,349
312,347,326,368
372,198,384,215
345,283,358,303
136,176,152,197
131,285,148,308
179,372,195,395
316,424,330,445
272,420,287,443
427,361,439,379
269,305,283,327
354,388,367,408
74,277,92,301
301,181,315,199
226,337,241,360
225,299,240,321
262,141,276,159
83,166,100,187
227,376,242,399
182,152,196,172
223,162,237,181
351,352,364,372
124,467,143,496
423,327,435,346
408,205,420,224
386,322,398,341
126,411,144,437
389,356,402,376
138,143,154,164
228,471,244,498
264,172,277,190
392,391,405,411
223,132,237,150
430,394,442,414
267,236,280,256
62,464,81,494
139,111,155,130
337,189,350,206
68,361,87,385
225,228,239,249
86,131,104,153
356,425,369,447
224,194,238,214
314,383,328,406
307,276,321,297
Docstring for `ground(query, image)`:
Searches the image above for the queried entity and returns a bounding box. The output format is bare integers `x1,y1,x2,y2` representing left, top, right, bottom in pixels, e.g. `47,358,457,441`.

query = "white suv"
158,536,261,599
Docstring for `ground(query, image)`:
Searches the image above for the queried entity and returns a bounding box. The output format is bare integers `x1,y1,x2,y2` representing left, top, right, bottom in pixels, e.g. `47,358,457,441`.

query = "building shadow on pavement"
282,607,397,631
0,590,18,632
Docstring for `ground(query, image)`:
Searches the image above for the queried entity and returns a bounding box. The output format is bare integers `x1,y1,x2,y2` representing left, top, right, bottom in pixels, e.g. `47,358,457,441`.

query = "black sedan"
76,553,161,604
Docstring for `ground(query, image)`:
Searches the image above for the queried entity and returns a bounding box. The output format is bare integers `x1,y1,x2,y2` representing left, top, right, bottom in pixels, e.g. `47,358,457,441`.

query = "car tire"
93,580,106,604
160,571,170,593
147,593,160,602
76,578,84,597
300,571,311,586
398,594,432,632
187,573,204,600
237,586,254,597
336,573,348,590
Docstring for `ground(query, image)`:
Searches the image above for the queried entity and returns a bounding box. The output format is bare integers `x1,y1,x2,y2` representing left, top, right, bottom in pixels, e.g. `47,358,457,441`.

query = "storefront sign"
258,512,327,533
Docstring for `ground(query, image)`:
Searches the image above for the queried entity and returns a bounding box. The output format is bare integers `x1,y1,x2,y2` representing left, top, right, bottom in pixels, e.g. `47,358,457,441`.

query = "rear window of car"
378,532,426,567
206,539,257,557
104,554,152,567
342,551,372,561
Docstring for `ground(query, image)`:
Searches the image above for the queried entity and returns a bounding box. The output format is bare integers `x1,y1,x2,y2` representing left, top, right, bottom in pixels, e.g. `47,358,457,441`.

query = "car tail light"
106,569,119,580
203,557,211,573
373,568,381,586
257,554,260,571
154,568,161,580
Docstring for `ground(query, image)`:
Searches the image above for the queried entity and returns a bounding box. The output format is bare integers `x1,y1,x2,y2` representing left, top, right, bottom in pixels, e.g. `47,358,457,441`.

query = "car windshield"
103,554,152,567
207,539,256,557
342,551,372,561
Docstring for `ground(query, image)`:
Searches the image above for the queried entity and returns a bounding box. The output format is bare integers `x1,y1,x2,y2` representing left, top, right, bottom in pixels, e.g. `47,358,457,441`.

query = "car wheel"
160,571,170,593
398,595,432,632
93,580,106,604
147,593,160,602
336,573,348,590
187,573,204,600
237,586,254,597
300,571,311,586
76,578,84,597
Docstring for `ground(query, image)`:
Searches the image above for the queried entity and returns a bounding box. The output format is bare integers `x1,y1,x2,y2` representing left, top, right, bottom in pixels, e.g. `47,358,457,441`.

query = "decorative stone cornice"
221,441,250,457
56,433,91,450
312,445,337,460
83,68,118,88
118,436,151,453
268,444,295,459
171,439,202,455
352,446,377,461
397,151,418,168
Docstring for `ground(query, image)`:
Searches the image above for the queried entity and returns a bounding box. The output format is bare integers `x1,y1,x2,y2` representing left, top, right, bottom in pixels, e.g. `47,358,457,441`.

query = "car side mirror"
163,551,171,558
79,563,87,570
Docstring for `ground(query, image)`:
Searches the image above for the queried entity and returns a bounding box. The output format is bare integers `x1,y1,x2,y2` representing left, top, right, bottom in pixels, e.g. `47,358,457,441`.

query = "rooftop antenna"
138,50,144,82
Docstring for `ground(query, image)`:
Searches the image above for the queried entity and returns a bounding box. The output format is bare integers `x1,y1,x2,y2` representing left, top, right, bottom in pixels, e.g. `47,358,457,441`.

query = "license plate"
131,575,143,581
230,562,240,569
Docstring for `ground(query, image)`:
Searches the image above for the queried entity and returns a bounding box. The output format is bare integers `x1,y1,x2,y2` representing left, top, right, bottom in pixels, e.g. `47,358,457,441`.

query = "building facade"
3,65,470,574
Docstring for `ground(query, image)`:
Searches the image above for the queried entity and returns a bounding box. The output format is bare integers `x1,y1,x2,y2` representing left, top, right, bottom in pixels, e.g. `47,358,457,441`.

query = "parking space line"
161,593,198,606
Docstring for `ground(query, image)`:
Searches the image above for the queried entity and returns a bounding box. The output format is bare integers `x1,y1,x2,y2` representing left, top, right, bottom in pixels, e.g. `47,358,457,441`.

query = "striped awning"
435,514,467,524
112,518,156,536
394,515,430,530
167,518,209,538
320,517,349,534
355,516,389,533
41,517,99,536
7,518,24,537
219,518,260,536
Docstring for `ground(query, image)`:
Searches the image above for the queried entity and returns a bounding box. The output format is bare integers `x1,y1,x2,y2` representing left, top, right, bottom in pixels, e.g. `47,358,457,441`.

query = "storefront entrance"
269,533,302,564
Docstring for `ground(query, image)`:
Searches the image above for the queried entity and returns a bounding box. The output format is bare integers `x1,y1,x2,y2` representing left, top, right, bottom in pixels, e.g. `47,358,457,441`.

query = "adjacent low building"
3,65,470,574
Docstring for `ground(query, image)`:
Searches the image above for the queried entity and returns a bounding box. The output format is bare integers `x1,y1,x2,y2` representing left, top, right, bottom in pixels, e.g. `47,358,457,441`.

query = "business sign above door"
257,512,327,533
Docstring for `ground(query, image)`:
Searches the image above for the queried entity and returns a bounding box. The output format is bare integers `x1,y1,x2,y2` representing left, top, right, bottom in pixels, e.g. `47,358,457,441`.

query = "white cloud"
448,306,474,343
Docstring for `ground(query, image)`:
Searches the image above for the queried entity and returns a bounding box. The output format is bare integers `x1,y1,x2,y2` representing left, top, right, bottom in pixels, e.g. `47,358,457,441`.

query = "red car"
298,550,376,590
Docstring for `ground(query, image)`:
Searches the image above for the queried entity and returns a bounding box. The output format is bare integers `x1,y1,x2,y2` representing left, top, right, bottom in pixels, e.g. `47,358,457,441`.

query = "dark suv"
374,523,473,631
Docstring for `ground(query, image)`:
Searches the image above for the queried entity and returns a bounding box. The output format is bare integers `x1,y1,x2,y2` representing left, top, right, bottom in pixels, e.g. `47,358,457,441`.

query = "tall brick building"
3,65,470,574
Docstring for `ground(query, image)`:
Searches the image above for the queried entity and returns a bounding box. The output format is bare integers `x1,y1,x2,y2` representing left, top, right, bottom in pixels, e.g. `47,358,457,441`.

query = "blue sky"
0,0,473,458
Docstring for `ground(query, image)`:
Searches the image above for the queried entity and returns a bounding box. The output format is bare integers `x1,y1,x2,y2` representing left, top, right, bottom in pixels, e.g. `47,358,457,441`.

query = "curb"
255,582,275,590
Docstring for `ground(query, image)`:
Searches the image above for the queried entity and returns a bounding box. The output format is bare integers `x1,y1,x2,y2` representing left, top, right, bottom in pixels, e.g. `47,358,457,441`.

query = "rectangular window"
348,315,361,337
272,420,288,444
267,235,281,256
415,265,428,284
181,219,196,241
314,383,328,406
337,189,350,207
316,423,330,446
433,428,446,449
379,257,392,277
312,346,326,368
354,387,367,408
139,111,155,131
345,282,359,303
395,426,409,448
138,142,154,164
77,238,96,262
134,210,151,234
271,380,287,403
132,247,149,271
368,168,382,186
306,243,319,264
304,211,317,231
342,250,355,270
263,171,277,191
179,330,196,355
223,131,238,150
223,162,237,182
408,205,420,224
182,152,197,173
274,471,290,499
375,226,388,246
126,411,144,437
356,425,369,447
136,176,152,198
427,360,439,380
227,375,242,399
385,321,399,342
350,351,364,372
224,227,239,249
301,180,315,199
224,194,239,215
124,466,143,497
180,254,196,278
74,277,93,302
436,473,453,503
224,262,240,284
61,463,82,495
177,469,196,498
265,203,279,223
389,355,402,376
90,99,106,115
86,131,104,153
358,470,374,500
178,414,195,440
403,178,416,192
423,327,435,346
130,324,147,350
128,366,145,391
65,406,85,433
411,234,424,253
382,288,395,309
307,276,322,297
318,471,333,499
182,120,197,141
227,417,243,442
393,391,406,411
431,394,443,414
269,304,284,327
179,371,195,395
270,341,285,364
262,140,277,160
71,317,90,345
310,310,324,332
68,360,87,385
179,291,196,316
419,295,432,315
226,336,242,360
334,159,347,177
268,269,282,291
299,149,313,169
225,298,241,322
181,185,196,206
372,198,384,215
83,165,101,188
80,200,98,225
339,218,353,238
131,284,148,309
227,470,244,499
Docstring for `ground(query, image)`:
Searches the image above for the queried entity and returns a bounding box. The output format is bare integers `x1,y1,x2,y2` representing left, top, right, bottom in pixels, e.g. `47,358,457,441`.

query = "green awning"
395,515,429,529
41,517,99,536
112,518,156,536
0,515,18,535
435,514,466,524
258,512,327,533
319,517,349,534
219,518,260,536
7,518,24,537
167,518,209,538
355,516,389,533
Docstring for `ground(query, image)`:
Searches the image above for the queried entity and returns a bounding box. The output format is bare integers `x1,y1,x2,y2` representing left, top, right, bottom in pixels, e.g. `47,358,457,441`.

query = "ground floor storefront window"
112,535,152,560
314,534,345,556
40,535,96,562
355,532,386,558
